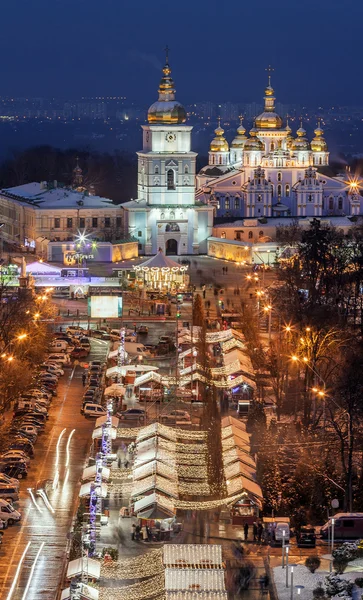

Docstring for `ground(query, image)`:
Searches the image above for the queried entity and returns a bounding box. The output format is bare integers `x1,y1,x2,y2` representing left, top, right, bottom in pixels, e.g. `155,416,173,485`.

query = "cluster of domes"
311,123,328,152
210,120,229,152
231,118,247,148
147,57,186,124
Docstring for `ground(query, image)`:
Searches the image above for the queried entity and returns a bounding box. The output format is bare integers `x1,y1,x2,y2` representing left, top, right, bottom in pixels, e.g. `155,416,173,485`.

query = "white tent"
106,364,158,377
82,465,110,482
163,545,223,568
104,384,126,397
61,584,99,600
25,261,62,275
95,415,119,428
92,427,117,440
165,569,226,591
79,482,108,498
166,593,227,600
66,558,101,581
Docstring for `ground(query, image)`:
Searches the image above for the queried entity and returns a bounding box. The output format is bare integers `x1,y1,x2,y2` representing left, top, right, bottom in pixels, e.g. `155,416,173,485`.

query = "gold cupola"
291,121,311,151
285,118,294,148
210,119,229,152
255,68,283,130
244,127,264,151
311,121,328,152
147,49,186,124
231,116,247,148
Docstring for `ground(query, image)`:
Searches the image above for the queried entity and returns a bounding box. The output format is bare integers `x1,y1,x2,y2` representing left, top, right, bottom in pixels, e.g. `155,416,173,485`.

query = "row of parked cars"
0,346,67,535
80,361,108,418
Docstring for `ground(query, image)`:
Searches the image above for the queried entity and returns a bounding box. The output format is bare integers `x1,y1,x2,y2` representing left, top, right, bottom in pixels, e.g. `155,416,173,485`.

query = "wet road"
0,339,109,600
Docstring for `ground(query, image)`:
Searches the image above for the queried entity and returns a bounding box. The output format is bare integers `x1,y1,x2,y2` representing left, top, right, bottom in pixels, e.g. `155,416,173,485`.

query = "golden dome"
210,120,229,152
147,57,186,124
291,125,311,151
255,73,283,129
231,117,247,148
244,128,264,151
311,122,327,152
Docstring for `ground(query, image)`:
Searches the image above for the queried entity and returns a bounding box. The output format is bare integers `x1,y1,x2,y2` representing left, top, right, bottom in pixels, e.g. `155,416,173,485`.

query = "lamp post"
331,517,335,558
295,585,305,600
285,545,290,587
282,529,286,568
263,304,273,344
289,565,297,599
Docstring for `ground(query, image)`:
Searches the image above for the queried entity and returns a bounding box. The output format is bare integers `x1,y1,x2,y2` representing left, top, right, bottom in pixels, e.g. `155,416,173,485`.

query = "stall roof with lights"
135,251,187,271
66,558,101,581
25,261,62,275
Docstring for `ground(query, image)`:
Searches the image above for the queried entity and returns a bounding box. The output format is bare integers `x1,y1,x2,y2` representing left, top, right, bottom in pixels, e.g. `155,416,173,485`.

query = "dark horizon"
1,0,363,107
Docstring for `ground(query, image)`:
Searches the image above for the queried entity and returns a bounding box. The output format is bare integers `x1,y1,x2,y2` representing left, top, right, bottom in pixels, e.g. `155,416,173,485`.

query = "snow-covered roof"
82,465,110,482
79,482,108,498
1,182,117,210
163,545,223,568
165,568,226,591
61,585,99,600
66,558,101,580
136,250,184,270
26,261,62,275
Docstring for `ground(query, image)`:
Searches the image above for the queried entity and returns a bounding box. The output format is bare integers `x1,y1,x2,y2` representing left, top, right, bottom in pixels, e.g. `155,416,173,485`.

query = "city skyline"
1,0,362,105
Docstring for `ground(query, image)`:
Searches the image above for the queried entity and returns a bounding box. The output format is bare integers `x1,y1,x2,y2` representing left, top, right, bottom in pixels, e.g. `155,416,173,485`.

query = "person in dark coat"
243,522,249,540
253,522,258,541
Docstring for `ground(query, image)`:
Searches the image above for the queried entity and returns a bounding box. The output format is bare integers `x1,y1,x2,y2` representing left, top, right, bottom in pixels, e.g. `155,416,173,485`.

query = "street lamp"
282,529,286,568
263,304,273,344
289,565,297,599
285,545,290,587
295,585,305,599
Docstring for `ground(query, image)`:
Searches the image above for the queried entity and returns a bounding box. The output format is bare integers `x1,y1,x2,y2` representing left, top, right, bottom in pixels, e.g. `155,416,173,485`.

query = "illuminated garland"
132,475,178,498
101,549,163,580
98,573,165,600
175,492,248,510
177,465,208,479
178,482,210,495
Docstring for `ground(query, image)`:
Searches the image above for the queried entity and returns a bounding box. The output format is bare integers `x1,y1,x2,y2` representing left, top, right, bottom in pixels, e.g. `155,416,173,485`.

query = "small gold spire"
265,64,274,87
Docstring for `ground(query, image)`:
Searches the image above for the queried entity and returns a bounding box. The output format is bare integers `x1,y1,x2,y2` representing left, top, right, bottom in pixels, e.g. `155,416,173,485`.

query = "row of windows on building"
50,216,122,229
220,230,264,240
219,193,345,210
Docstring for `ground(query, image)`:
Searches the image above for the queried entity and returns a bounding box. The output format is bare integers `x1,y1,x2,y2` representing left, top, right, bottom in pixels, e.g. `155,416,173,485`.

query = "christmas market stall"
133,250,189,291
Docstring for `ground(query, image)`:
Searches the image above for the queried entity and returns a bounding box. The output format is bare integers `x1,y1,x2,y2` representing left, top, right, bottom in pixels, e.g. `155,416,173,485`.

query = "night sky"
1,0,363,106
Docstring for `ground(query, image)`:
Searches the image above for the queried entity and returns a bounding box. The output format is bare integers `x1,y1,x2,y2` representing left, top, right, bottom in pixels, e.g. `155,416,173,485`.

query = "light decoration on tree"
100,549,163,580
178,481,210,495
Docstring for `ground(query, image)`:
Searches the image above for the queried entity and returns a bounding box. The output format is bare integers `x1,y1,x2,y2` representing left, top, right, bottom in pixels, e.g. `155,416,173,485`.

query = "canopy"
134,460,177,481
106,365,158,377
221,416,246,432
95,415,120,428
222,447,256,469
135,251,185,271
163,545,223,568
66,558,101,580
26,261,62,275
134,492,175,518
132,474,178,498
61,585,99,600
104,384,126,397
226,475,263,501
166,593,227,600
79,482,108,498
165,568,226,591
82,465,110,482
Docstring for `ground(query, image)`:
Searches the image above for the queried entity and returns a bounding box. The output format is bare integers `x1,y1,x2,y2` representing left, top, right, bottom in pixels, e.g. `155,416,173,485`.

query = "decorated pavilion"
134,250,189,291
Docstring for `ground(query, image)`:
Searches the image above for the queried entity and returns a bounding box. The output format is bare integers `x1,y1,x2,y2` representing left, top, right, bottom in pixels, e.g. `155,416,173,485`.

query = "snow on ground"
273,564,363,600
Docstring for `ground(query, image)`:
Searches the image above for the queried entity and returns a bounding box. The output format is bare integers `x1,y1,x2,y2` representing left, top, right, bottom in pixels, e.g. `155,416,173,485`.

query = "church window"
257,195,262,202
170,211,175,219
246,156,250,166
285,184,290,197
234,198,240,210
259,230,264,237
277,184,282,197
154,165,159,174
302,157,305,165
271,184,274,196
67,218,73,229
322,199,325,210
116,217,122,229
184,165,189,174
338,198,343,210
79,217,85,229
258,179,261,185
104,217,111,228
329,198,334,210
221,231,226,239
248,231,253,239
271,142,275,151
138,231,142,237
308,194,313,202
277,159,282,167
225,198,230,210
167,169,176,190
219,156,223,165
277,172,282,182
92,217,98,228
54,218,60,228
319,157,322,165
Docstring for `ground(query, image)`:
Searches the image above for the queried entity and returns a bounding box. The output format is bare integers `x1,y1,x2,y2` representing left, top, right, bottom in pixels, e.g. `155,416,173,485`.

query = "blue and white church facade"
196,77,362,219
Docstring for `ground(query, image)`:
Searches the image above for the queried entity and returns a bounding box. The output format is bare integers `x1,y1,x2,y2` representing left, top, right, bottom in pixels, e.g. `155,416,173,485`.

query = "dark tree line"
0,146,137,204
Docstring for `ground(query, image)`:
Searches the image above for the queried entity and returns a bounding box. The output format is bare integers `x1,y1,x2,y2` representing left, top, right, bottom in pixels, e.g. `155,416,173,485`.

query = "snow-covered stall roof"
224,461,256,482
92,427,117,440
163,545,223,568
135,251,184,270
95,415,120,428
79,482,108,498
134,460,177,481
132,475,178,498
66,558,101,580
226,475,263,501
82,465,110,482
165,569,226,591
61,585,99,600
134,492,176,519
136,422,178,443
221,416,246,432
166,593,227,600
222,447,256,469
26,261,62,275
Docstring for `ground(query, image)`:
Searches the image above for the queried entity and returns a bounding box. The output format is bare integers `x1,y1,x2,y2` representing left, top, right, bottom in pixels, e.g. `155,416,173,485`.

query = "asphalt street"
0,339,109,600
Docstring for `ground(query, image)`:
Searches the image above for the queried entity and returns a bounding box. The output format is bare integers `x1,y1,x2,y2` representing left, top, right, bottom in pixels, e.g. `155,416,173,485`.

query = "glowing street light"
17,333,27,340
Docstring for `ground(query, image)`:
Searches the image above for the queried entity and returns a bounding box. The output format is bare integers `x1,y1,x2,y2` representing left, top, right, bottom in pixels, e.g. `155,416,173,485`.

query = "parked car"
320,513,363,540
296,527,316,548
0,473,19,489
118,408,146,421
81,403,107,418
17,425,39,437
160,410,191,423
66,326,85,335
9,440,34,458
0,484,19,503
47,353,70,365
1,451,31,465
0,462,28,480
90,330,104,339
80,337,91,349
41,364,64,376
137,325,149,334
70,347,89,359
0,499,21,524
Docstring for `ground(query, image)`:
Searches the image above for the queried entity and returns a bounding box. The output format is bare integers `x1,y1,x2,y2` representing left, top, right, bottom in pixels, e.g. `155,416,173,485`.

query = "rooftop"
1,182,117,210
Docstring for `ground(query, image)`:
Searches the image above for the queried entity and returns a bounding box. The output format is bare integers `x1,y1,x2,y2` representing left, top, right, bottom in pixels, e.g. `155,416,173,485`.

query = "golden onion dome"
311,122,328,152
291,126,311,151
231,117,247,148
244,128,264,151
147,58,186,124
210,120,229,152
256,111,283,129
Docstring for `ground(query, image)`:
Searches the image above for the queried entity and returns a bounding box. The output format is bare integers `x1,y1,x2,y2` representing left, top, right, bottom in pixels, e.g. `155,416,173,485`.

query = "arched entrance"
165,239,178,255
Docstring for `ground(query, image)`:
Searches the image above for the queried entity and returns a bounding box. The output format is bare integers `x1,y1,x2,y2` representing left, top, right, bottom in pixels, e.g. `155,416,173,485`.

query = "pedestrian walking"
82,372,87,386
243,522,249,540
135,524,141,541
59,326,63,332
253,522,258,541
258,523,264,543
131,523,136,540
